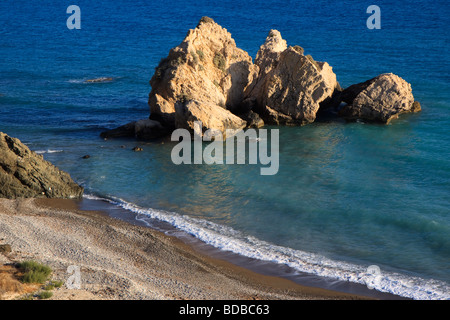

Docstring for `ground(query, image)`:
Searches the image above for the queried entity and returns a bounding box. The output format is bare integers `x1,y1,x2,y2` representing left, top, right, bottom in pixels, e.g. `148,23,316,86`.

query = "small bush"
191,51,199,64
213,52,226,72
17,261,52,284
19,293,34,300
197,16,215,28
196,50,205,61
37,290,53,300
51,280,64,288
293,45,304,55
43,280,64,291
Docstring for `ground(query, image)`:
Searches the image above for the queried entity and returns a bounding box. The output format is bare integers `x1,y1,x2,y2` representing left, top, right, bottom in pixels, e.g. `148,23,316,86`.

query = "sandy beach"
0,198,366,300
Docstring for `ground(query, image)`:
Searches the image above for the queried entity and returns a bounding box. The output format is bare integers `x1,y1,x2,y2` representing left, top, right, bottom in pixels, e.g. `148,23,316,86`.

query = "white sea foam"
83,194,450,300
34,149,63,154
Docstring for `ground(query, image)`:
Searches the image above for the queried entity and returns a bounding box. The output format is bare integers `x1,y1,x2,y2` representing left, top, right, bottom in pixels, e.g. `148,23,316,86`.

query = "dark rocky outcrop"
0,132,84,199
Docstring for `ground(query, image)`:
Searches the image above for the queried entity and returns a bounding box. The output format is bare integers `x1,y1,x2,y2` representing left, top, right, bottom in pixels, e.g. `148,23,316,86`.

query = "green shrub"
37,290,53,300
197,16,215,28
293,45,304,55
17,261,52,284
196,50,205,61
191,51,199,64
213,52,226,72
51,280,64,288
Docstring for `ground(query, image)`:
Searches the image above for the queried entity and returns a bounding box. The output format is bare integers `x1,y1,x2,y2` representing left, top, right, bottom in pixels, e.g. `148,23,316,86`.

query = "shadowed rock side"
339,73,421,123
0,133,84,199
100,119,171,140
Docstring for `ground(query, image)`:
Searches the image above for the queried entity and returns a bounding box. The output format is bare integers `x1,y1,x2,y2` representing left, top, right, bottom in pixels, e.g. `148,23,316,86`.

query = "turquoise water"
1,0,449,299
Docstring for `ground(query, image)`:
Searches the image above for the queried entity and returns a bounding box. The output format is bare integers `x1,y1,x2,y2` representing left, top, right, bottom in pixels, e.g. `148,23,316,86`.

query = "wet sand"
0,198,368,300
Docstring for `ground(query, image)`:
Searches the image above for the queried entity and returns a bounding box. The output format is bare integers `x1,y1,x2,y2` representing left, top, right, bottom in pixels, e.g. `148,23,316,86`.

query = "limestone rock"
175,100,247,139
148,16,258,128
245,31,340,125
339,73,421,123
0,133,84,199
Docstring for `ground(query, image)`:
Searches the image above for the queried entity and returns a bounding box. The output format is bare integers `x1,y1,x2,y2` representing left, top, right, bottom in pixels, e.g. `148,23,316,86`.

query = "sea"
1,0,449,300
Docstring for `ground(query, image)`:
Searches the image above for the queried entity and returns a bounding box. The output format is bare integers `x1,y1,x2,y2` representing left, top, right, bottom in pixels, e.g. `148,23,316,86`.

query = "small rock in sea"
0,244,12,254
132,147,143,152
84,77,114,83
120,145,126,148
82,155,91,159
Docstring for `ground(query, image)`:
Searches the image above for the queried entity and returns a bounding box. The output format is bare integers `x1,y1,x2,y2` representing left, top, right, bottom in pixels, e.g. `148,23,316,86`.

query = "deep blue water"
1,0,449,299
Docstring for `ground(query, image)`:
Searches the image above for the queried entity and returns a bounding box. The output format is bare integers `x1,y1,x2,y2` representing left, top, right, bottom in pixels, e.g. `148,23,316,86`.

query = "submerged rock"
339,73,421,123
0,132,84,199
84,77,114,83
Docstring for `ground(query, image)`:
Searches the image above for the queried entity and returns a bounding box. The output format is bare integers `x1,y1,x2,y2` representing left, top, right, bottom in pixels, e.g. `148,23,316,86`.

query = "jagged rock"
0,132,84,199
175,100,247,139
245,31,341,125
238,110,265,128
339,73,421,123
148,16,258,133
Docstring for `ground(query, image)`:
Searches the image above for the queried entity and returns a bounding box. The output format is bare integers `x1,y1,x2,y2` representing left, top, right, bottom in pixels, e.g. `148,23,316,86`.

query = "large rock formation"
148,16,258,136
103,18,420,142
244,30,341,125
0,133,84,199
339,73,421,123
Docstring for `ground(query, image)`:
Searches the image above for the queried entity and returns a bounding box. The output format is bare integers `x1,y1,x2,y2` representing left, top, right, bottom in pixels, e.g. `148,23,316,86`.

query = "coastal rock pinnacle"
148,16,258,137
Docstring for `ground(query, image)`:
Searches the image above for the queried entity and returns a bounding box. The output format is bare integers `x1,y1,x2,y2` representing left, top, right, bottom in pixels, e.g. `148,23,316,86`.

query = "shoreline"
0,197,374,300
77,196,404,300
